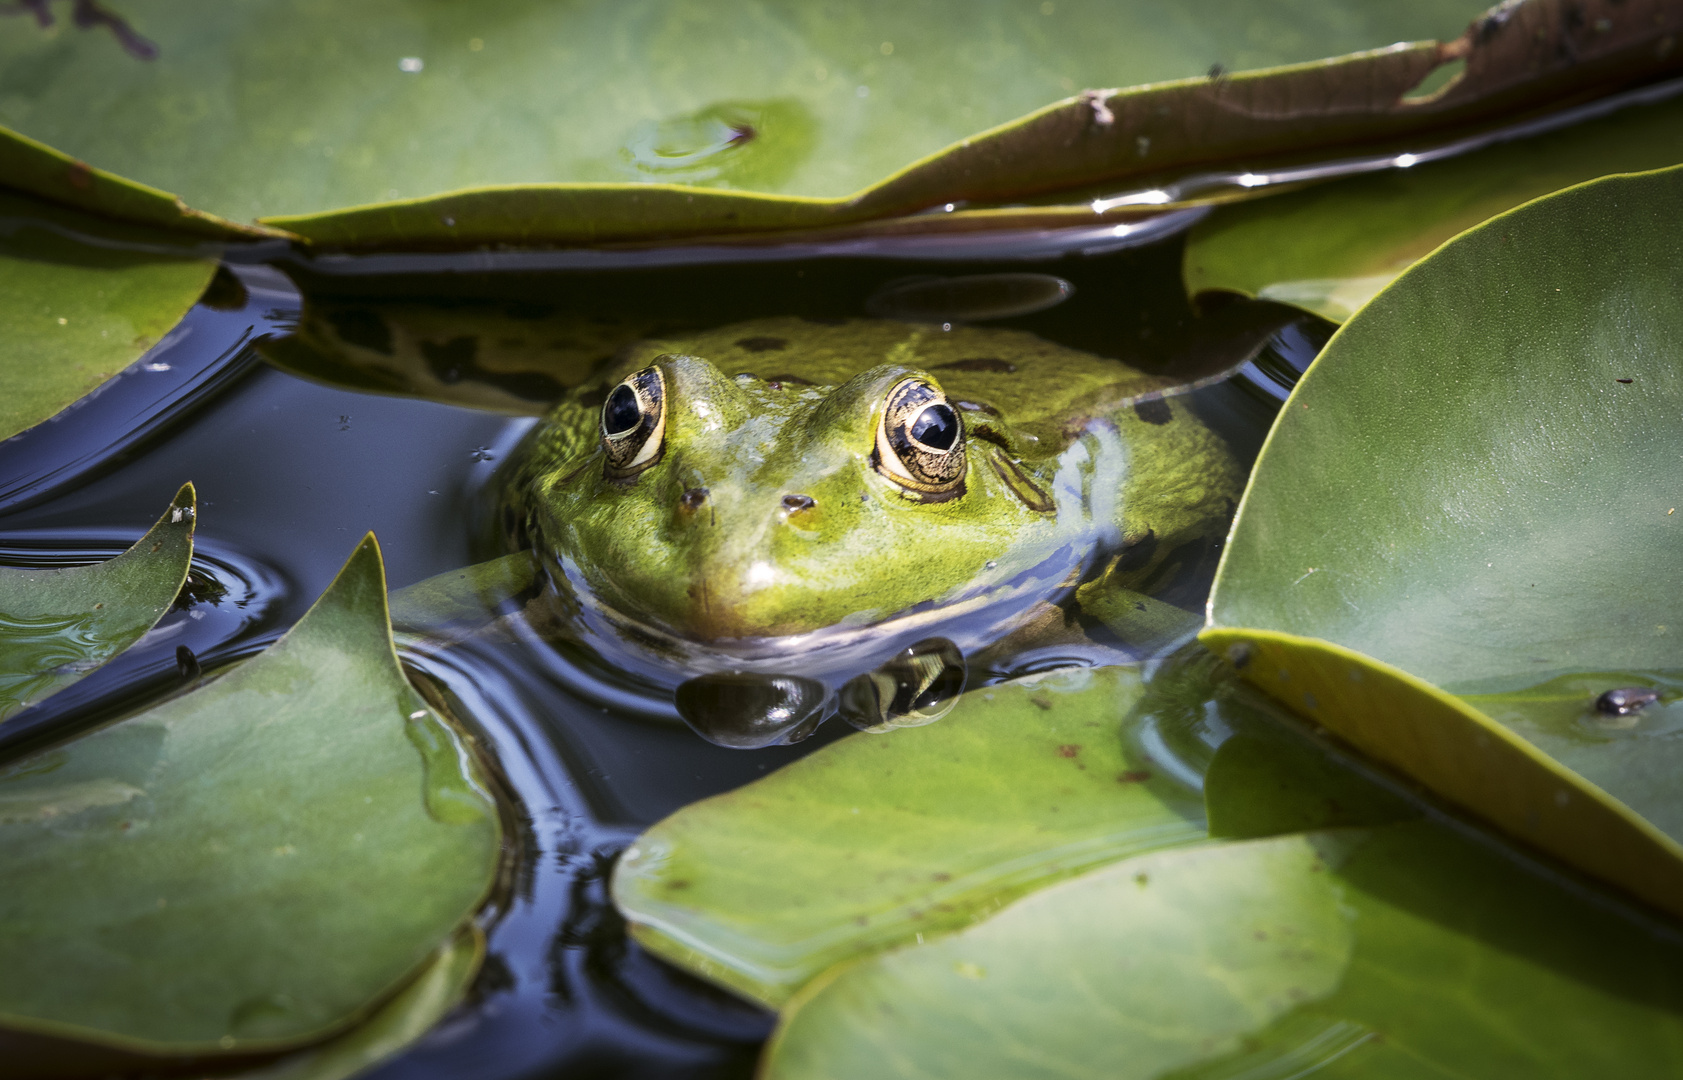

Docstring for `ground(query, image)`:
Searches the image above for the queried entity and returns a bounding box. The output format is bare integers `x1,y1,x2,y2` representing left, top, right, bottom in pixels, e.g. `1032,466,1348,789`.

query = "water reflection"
378,637,793,1080
674,672,829,747
863,273,1074,322
838,637,966,732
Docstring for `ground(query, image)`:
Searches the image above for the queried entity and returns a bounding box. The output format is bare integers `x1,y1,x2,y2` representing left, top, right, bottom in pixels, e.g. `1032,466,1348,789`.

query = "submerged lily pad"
612,665,1206,1006
1184,88,1683,321
763,821,1683,1079
1203,164,1683,919
0,483,194,721
0,190,220,442
0,535,501,1053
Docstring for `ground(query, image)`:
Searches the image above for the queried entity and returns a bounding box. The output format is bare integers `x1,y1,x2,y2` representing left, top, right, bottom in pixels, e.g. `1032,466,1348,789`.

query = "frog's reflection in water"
674,637,968,747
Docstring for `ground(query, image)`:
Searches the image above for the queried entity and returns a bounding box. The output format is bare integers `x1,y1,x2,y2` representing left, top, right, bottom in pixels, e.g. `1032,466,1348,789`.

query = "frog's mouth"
527,541,1098,746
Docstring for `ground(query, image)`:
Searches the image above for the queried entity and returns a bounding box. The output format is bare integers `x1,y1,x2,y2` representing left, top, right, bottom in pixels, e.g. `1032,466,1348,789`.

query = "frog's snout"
652,481,834,637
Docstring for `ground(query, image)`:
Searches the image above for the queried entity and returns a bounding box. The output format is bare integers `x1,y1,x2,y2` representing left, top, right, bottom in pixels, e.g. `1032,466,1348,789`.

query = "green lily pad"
0,535,502,1054
388,552,539,636
0,124,269,240
1183,89,1683,321
234,925,483,1080
622,639,1683,1074
764,821,1683,1079
1202,164,1683,919
0,189,220,442
12,0,1674,248
0,0,1489,224
612,665,1207,1006
765,832,1358,1080
264,0,1683,248
0,482,195,721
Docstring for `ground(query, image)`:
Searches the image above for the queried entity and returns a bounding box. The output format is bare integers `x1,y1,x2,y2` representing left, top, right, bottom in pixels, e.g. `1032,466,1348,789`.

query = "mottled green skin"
508,317,1241,641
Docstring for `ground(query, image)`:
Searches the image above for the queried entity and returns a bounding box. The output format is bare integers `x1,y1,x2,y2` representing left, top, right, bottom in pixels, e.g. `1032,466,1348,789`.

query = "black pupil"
603,384,642,435
909,403,958,451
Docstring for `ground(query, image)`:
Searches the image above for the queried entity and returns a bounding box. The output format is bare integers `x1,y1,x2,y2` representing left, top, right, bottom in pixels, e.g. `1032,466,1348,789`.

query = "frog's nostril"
679,487,710,510
781,494,817,512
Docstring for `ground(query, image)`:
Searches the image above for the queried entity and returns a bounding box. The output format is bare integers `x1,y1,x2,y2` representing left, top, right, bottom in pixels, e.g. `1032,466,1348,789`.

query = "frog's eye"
874,378,966,500
601,366,666,479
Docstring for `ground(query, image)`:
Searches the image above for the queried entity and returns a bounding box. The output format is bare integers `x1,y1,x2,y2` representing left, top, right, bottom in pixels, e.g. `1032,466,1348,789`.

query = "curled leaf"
0,483,195,721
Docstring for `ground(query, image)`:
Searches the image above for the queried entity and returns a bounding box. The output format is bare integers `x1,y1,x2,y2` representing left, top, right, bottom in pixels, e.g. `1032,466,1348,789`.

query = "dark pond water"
0,220,1321,1078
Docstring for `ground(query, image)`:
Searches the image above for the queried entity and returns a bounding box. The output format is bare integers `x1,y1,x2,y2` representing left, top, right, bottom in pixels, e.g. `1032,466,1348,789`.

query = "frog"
469,315,1243,746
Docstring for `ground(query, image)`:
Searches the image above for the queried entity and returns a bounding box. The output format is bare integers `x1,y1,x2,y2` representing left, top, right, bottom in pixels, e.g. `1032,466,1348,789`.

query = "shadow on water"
0,220,1313,1077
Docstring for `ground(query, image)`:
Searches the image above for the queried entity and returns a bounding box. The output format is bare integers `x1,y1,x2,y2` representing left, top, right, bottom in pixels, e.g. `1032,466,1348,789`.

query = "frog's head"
528,353,1064,641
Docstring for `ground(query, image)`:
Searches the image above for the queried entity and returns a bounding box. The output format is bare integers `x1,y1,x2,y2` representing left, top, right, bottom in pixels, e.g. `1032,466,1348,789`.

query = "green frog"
474,316,1243,746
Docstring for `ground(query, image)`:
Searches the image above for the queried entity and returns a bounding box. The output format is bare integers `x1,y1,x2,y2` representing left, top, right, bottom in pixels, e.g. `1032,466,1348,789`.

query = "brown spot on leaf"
1117,770,1152,783
66,161,93,190
1057,744,1081,758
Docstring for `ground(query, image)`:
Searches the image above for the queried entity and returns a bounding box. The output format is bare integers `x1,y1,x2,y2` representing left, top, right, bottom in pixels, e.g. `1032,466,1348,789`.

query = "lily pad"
1202,164,1683,919
266,0,1683,247
11,1,1678,248
763,822,1683,1079
388,552,539,635
0,125,267,240
612,665,1207,1006
1183,87,1683,321
234,925,483,1080
0,482,194,721
0,535,502,1053
766,833,1358,1080
0,189,220,442
0,0,1489,223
